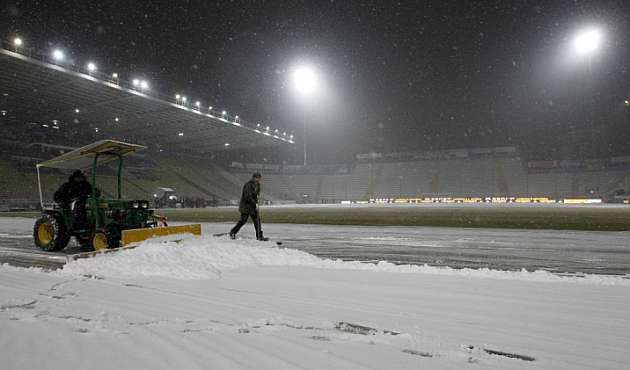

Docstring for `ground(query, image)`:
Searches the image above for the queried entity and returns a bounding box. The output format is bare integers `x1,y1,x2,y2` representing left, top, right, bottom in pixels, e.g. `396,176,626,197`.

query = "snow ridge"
55,236,630,286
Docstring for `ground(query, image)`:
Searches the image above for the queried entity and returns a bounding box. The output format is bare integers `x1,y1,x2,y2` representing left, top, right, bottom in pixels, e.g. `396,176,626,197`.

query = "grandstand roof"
0,47,294,153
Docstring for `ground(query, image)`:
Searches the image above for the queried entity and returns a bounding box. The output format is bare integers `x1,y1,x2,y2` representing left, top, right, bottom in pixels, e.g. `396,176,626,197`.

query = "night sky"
2,1,630,163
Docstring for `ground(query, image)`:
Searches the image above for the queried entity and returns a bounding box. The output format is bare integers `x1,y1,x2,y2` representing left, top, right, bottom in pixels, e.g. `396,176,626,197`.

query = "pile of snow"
58,235,630,285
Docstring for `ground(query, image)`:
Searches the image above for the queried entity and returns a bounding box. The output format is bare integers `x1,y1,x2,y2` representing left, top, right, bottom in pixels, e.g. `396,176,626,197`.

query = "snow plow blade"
65,224,202,262
121,224,202,245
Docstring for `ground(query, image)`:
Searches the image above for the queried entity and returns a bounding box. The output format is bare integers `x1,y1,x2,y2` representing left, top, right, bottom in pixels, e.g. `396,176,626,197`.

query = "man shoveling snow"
229,172,268,241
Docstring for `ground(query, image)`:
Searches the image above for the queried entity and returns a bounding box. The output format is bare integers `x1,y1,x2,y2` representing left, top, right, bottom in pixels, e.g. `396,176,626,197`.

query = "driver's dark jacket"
53,176,94,208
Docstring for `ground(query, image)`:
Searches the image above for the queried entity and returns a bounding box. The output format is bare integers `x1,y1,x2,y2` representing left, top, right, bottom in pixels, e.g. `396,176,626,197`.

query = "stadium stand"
2,142,630,208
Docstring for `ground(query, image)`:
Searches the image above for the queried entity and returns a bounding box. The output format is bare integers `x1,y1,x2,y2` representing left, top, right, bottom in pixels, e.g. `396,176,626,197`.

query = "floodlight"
52,49,64,61
573,28,602,55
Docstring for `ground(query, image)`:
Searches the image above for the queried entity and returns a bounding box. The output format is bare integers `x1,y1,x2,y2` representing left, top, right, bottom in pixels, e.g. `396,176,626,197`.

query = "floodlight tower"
290,64,319,166
571,27,604,158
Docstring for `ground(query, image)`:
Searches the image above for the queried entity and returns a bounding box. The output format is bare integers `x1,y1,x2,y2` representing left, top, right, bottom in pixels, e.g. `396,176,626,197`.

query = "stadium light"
87,62,97,72
291,65,319,96
52,49,64,61
290,63,321,165
573,27,603,56
13,37,23,47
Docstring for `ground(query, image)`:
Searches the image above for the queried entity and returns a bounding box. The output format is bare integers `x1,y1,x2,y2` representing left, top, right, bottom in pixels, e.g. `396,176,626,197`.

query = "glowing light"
265,126,270,131
573,28,603,55
13,37,23,47
224,142,230,147
52,49,64,61
139,80,149,90
74,108,80,113
114,117,119,122
182,96,187,102
112,73,118,79
132,79,140,86
291,65,318,96
87,62,97,72
178,132,184,137
221,110,227,116
208,106,213,111
256,123,261,127
625,100,630,106
175,94,181,99
195,101,201,107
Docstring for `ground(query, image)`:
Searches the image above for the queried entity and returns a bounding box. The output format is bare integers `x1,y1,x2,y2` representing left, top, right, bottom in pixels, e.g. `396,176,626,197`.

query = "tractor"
33,140,200,252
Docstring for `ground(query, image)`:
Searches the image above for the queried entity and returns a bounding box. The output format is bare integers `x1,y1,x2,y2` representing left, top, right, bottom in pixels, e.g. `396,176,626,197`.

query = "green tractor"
33,140,200,252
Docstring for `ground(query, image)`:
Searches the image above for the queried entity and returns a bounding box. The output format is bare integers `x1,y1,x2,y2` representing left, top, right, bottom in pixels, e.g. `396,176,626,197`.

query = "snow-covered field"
3,217,630,273
1,234,629,369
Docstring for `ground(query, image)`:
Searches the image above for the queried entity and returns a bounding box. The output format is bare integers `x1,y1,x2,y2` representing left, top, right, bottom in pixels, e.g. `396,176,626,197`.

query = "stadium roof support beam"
0,47,293,153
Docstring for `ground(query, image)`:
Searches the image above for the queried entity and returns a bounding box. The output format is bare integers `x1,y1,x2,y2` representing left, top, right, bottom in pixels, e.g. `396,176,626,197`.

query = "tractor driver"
54,170,98,228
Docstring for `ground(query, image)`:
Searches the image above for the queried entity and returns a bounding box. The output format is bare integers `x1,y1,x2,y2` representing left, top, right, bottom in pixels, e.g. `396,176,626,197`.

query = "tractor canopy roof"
36,140,146,169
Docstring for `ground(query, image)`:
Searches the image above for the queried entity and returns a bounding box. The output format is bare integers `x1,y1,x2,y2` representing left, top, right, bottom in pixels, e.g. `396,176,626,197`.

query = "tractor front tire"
33,214,70,251
93,225,122,251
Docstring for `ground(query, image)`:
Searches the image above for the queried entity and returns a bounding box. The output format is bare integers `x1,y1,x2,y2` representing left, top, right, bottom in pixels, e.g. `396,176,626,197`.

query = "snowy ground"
1,234,630,370
2,217,630,274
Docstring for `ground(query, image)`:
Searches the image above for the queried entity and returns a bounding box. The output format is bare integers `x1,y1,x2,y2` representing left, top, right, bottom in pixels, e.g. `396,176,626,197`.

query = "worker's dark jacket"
53,176,94,208
238,180,260,214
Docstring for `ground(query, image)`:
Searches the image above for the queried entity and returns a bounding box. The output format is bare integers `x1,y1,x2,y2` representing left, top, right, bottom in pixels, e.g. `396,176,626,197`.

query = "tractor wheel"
33,214,70,251
92,232,109,251
92,225,122,251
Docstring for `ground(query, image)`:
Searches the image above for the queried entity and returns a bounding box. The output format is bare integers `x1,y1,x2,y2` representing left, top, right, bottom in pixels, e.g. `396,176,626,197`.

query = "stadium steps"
495,158,509,196
429,161,440,194
314,175,325,203
167,167,226,201
366,164,382,199
123,178,152,199
174,166,234,201
602,172,630,196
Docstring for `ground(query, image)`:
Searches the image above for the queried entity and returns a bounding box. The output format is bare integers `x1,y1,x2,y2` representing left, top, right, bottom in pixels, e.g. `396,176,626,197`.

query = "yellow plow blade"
122,224,202,246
